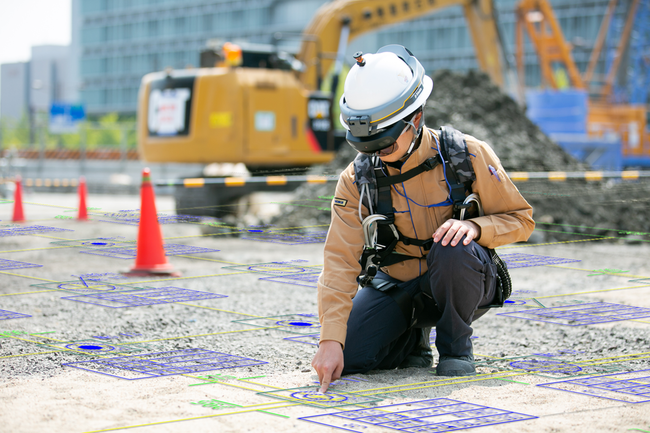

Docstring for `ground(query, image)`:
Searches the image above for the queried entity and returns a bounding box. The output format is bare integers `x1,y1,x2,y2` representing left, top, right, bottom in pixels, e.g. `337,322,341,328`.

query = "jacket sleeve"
465,136,536,248
317,164,366,348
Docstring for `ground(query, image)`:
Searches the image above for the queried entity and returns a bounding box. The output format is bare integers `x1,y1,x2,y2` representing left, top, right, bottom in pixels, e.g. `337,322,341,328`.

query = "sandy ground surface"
1,192,649,433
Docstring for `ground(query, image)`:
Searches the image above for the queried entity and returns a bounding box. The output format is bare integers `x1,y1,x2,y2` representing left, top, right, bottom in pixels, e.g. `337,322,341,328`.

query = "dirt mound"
423,70,584,172
274,70,649,236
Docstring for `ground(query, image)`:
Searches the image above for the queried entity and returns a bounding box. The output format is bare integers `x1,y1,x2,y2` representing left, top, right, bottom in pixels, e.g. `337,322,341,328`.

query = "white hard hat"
344,52,414,112
339,45,433,154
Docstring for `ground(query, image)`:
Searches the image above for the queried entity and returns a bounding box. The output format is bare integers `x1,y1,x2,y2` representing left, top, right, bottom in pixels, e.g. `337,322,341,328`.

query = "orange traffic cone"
12,176,25,223
77,176,88,221
123,168,180,277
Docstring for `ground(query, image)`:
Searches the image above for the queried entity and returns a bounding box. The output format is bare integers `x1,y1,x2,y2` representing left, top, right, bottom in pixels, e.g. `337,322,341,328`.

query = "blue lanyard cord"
432,131,456,206
390,131,454,209
401,179,424,274
392,184,453,208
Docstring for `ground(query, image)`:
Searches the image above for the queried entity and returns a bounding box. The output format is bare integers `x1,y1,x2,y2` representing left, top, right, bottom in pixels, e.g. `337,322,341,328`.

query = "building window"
123,23,132,40
149,53,160,72
123,56,132,73
148,20,158,37
175,16,185,34
174,51,185,68
202,14,214,32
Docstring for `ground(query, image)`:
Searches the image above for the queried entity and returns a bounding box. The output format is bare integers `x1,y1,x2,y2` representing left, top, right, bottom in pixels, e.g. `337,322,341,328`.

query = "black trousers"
342,237,497,375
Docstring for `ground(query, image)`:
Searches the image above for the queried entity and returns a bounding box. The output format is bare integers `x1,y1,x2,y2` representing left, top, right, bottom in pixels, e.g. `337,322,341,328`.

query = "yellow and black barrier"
160,175,340,188
155,170,650,188
508,170,649,181
0,178,79,187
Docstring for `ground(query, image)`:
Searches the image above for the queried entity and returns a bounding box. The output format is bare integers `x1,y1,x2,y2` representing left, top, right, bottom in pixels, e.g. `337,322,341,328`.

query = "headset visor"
346,118,407,154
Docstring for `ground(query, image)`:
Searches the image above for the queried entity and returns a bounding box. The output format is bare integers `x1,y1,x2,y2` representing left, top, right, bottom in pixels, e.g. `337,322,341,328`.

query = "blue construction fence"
526,89,623,171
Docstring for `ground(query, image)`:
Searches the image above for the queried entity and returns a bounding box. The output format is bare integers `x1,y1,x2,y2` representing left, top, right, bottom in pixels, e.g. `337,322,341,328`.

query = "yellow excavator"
137,0,508,216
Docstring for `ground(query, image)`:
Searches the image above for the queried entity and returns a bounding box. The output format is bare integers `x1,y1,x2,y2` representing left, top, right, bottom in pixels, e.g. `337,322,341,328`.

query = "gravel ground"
0,192,649,432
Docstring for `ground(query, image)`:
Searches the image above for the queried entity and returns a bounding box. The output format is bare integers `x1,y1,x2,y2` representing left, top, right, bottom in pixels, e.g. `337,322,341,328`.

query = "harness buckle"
421,156,440,171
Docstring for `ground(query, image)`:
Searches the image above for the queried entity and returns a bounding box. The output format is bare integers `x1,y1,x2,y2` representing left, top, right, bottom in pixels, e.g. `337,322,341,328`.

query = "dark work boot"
435,354,476,376
398,327,433,368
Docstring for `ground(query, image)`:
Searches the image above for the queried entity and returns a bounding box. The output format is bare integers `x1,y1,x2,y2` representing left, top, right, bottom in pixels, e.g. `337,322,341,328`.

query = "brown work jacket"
317,128,535,347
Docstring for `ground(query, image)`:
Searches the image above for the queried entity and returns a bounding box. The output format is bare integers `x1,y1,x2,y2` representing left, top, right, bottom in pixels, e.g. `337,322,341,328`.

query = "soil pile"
423,70,584,172
274,70,649,236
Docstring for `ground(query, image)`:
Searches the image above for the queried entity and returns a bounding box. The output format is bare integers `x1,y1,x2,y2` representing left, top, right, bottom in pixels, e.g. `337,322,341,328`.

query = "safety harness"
353,126,512,328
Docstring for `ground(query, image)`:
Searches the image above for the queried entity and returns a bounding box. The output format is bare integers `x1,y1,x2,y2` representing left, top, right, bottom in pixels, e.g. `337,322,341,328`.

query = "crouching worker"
312,45,535,393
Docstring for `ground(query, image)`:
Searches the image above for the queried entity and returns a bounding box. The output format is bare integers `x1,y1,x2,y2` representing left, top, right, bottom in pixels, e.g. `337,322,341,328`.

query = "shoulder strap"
353,153,377,213
438,126,476,219
354,154,441,213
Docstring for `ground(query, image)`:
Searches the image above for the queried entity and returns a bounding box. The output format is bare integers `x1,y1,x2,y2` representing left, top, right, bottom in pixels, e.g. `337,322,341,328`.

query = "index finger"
319,371,332,393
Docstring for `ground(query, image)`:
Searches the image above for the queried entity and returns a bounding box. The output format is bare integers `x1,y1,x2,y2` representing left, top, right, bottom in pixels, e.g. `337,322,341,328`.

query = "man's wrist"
468,220,481,240
319,340,343,350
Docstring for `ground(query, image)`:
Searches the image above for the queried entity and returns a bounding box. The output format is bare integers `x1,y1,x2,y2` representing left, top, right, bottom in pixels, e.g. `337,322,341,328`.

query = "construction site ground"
1,191,649,433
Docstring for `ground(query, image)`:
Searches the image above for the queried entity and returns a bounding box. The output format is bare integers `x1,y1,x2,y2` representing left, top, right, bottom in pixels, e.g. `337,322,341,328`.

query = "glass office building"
73,0,627,116
73,0,329,115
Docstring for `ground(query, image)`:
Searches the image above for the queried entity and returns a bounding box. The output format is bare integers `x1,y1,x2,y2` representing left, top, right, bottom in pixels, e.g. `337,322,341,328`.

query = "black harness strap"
439,126,476,219
365,155,442,271
355,127,475,277
375,156,442,189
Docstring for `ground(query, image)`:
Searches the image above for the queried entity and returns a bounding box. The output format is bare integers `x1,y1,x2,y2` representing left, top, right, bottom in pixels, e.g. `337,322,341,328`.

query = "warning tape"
0,178,79,187
154,170,650,187
161,175,337,188
508,170,650,181
3,170,648,189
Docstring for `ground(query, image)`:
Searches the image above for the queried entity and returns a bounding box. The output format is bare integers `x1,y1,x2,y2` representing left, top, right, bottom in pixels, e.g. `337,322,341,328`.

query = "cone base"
121,269,182,277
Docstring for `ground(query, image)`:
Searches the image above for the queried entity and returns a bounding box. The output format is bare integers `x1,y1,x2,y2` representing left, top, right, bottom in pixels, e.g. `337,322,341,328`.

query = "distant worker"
312,45,534,392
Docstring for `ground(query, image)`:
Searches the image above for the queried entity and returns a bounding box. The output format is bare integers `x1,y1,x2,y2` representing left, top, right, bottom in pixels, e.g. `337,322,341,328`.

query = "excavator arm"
297,0,507,91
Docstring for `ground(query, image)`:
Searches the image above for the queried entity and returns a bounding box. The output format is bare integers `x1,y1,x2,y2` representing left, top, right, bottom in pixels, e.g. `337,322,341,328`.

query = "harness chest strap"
353,126,477,274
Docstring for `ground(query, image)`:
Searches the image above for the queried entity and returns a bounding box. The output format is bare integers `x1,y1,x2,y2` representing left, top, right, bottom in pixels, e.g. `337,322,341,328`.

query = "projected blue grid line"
299,398,537,432
538,370,650,403
259,387,382,408
61,287,227,308
99,211,206,226
223,260,317,276
0,225,73,237
0,309,32,320
50,237,126,249
497,302,650,326
260,272,321,288
80,243,219,259
62,348,267,379
284,334,320,346
233,314,320,334
241,231,327,245
499,253,581,269
0,258,43,271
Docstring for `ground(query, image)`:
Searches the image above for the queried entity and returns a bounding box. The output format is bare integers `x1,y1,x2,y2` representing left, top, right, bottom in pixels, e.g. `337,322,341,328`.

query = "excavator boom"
297,0,507,90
